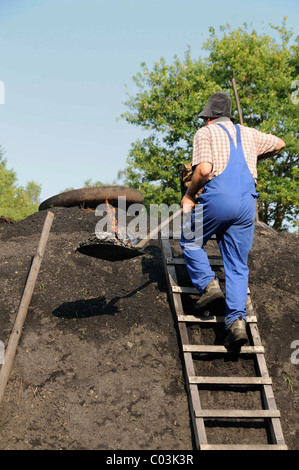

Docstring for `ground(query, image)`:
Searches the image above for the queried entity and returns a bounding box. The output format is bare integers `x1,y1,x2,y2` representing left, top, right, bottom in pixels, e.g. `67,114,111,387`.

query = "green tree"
0,148,41,220
118,49,215,208
119,20,298,231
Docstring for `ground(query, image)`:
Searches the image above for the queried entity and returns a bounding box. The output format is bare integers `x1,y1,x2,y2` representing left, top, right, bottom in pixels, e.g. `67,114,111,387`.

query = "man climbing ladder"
180,91,285,349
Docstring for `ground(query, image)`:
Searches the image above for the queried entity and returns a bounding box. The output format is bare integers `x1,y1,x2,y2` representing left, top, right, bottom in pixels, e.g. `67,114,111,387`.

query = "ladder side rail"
247,304,286,447
160,238,207,448
220,245,286,448
219,247,286,446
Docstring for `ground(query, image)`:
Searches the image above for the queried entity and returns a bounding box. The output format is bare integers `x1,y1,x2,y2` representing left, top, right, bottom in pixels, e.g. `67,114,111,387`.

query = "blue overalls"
180,123,259,329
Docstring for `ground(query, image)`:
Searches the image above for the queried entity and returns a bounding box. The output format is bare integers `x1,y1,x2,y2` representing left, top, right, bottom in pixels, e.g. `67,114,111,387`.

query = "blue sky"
0,0,298,204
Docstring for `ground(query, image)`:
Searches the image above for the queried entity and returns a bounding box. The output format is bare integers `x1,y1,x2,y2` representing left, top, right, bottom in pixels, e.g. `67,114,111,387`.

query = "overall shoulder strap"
235,124,241,144
215,123,236,147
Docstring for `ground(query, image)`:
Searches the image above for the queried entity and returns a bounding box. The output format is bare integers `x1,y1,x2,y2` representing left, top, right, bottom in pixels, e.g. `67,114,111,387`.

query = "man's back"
192,117,279,182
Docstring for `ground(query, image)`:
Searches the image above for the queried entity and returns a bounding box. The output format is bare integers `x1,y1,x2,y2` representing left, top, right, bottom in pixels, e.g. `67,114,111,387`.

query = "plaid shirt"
192,117,279,182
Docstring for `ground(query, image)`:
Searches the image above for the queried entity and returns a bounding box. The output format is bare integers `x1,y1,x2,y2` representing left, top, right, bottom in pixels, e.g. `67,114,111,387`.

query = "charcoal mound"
77,232,143,261
0,206,298,450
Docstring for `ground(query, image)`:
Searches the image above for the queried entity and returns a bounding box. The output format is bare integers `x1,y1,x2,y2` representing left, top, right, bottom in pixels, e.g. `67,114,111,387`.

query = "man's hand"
181,194,195,213
181,162,212,213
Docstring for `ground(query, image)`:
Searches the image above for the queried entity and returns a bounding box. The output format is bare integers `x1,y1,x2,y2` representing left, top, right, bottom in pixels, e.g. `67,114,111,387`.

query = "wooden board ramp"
160,236,287,451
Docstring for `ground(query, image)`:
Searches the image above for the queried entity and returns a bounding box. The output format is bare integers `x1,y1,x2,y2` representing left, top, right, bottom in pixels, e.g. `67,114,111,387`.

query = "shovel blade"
76,243,144,261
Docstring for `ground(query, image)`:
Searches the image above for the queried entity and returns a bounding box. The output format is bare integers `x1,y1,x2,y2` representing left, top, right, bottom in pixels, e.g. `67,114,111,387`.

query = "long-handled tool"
77,207,183,261
232,77,244,125
0,211,54,406
232,77,260,224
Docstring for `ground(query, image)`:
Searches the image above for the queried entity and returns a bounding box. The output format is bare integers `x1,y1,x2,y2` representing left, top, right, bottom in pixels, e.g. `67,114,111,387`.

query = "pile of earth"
0,206,298,450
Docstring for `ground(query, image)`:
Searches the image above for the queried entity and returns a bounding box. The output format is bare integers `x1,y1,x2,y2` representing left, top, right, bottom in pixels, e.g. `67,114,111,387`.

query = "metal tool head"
76,232,145,262
76,242,144,262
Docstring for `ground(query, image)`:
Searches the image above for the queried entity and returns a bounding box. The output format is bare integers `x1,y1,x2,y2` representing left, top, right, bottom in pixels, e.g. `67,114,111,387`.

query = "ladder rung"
167,257,223,266
195,409,280,418
189,376,272,385
164,234,217,240
200,444,288,451
183,345,264,354
178,315,257,323
166,257,185,265
172,286,204,294
172,286,250,294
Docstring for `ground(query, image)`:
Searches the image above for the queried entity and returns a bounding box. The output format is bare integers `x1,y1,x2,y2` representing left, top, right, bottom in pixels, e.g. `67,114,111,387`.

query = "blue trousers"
180,124,258,329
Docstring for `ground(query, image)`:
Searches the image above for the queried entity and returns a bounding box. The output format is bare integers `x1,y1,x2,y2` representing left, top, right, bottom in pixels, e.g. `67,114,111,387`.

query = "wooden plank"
189,376,272,385
178,315,257,323
248,320,286,446
245,295,255,316
200,444,288,451
167,257,223,266
160,238,208,448
172,286,200,294
0,211,54,406
183,345,264,354
173,286,250,294
195,409,281,418
166,233,217,240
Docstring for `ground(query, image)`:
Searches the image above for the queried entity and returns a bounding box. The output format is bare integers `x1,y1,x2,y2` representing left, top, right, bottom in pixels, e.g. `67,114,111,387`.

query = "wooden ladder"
160,236,287,451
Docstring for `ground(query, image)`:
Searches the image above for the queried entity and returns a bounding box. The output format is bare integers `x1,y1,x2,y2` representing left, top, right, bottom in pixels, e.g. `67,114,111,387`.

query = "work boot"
194,278,224,312
224,316,248,350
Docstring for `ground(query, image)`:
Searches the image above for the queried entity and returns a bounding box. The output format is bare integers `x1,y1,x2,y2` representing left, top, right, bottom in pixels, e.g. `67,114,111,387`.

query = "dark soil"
0,206,298,450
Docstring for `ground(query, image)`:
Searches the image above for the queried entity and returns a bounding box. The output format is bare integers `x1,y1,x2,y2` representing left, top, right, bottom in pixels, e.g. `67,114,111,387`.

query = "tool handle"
0,211,54,406
136,207,183,249
232,78,244,125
